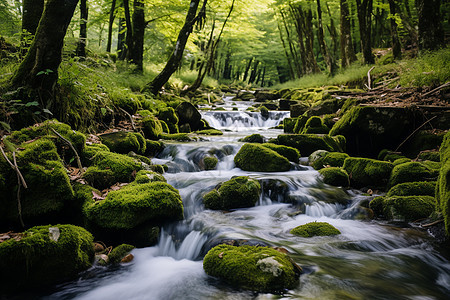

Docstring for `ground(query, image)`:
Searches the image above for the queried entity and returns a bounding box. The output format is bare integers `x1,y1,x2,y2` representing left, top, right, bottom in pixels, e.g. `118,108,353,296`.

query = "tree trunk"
280,8,302,77
117,17,126,57
356,0,375,64
388,0,402,59
142,0,207,95
106,0,116,53
120,0,132,60
128,0,145,72
22,0,44,36
248,60,259,84
11,0,79,109
289,4,308,73
277,14,295,80
416,0,444,51
325,2,339,61
340,0,357,68
304,7,320,73
316,0,337,75
243,57,253,82
76,0,88,57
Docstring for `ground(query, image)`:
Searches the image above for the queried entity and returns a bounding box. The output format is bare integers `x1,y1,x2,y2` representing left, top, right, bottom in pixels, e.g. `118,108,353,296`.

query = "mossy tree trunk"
106,0,117,53
11,0,79,110
22,0,44,36
340,0,357,68
355,0,375,64
117,16,126,56
416,0,444,51
142,0,207,95
388,0,402,59
75,0,88,57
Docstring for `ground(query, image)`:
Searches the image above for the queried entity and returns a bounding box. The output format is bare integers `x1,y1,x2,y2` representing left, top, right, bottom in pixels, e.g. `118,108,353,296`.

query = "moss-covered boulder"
203,245,298,292
369,196,435,221
436,131,450,235
261,143,300,163
283,118,297,133
388,162,438,187
145,140,165,157
387,181,436,197
302,116,329,134
319,167,350,187
157,107,179,134
99,131,146,155
141,115,163,140
417,150,440,162
108,244,135,264
176,101,202,131
195,129,223,135
290,222,341,237
89,150,142,184
293,115,308,134
82,166,116,190
84,182,183,230
134,170,166,184
234,143,291,172
310,151,349,170
343,157,394,189
239,133,265,143
330,106,417,157
276,134,344,157
203,176,261,210
0,225,94,290
82,143,110,165
203,156,218,170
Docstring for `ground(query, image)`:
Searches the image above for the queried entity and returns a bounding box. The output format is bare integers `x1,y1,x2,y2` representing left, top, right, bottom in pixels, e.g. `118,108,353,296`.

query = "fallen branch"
51,128,84,174
421,219,444,228
422,81,450,98
0,145,27,188
395,116,437,152
365,66,375,90
118,107,136,131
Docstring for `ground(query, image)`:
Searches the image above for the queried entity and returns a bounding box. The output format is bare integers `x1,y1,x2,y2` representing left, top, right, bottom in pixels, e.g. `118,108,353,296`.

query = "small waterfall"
158,229,207,261
202,111,290,131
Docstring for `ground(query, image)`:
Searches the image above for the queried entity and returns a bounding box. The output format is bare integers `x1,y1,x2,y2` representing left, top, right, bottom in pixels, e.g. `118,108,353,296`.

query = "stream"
42,97,450,300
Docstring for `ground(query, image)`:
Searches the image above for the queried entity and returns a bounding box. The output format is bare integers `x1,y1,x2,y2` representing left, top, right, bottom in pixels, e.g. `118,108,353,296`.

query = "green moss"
311,152,349,170
15,138,60,165
283,118,297,133
370,196,435,221
100,132,146,155
0,224,94,290
403,130,446,157
134,170,166,184
150,164,167,174
195,129,223,135
290,222,341,237
160,120,170,133
239,134,265,143
436,131,450,235
302,116,329,134
141,116,163,140
293,116,308,134
421,160,441,170
82,143,110,165
203,245,298,292
84,182,183,229
157,107,179,134
417,151,440,162
108,244,135,264
276,134,344,157
343,157,394,189
387,181,436,197
393,158,411,166
203,156,218,170
234,143,291,172
389,162,437,187
203,176,261,210
110,91,142,114
82,166,116,189
261,143,300,163
319,167,350,187
160,133,193,142
145,140,165,157
91,150,142,183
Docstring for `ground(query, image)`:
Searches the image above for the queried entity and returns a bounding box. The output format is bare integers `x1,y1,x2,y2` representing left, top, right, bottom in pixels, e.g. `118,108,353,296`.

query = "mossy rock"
261,143,300,163
82,166,116,190
110,91,142,114
290,221,341,237
370,196,435,221
310,151,349,170
141,115,163,140
234,143,291,172
301,116,329,134
195,129,223,135
176,102,202,131
283,118,297,133
108,244,135,264
239,133,265,143
387,181,436,197
0,224,94,290
417,150,440,162
99,131,146,155
403,130,446,157
343,157,394,189
203,156,218,170
145,140,165,157
203,176,261,210
319,167,350,187
160,120,170,133
393,158,411,166
160,133,194,142
84,182,183,230
293,116,308,134
203,245,298,292
436,131,450,235
91,150,142,183
157,107,179,134
276,134,344,157
133,170,166,184
378,149,406,162
389,162,438,187
82,143,110,165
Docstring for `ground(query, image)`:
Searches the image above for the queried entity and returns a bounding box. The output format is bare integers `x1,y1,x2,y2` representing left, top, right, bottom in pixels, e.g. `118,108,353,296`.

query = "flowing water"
42,97,450,300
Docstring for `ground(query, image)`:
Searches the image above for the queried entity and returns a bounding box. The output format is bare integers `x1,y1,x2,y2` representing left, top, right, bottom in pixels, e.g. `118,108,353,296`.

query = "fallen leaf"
92,190,105,201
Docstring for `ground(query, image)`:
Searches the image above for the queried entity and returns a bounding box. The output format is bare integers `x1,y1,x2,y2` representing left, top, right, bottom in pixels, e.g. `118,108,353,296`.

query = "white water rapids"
41,97,450,300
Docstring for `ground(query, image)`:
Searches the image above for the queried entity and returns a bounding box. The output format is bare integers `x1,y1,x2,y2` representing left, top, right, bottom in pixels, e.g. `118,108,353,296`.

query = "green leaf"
42,108,53,115
25,101,39,107
0,121,11,132
101,107,107,116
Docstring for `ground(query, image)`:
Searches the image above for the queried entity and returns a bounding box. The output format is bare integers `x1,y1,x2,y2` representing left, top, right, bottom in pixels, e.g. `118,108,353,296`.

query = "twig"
13,152,25,228
51,128,84,174
364,66,375,90
422,81,450,98
421,219,444,228
0,145,27,188
118,107,136,131
395,116,437,152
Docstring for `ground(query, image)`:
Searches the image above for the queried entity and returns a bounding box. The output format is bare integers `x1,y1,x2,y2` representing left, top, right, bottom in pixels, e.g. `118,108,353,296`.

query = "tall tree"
106,0,117,53
142,0,207,95
76,0,88,57
355,0,375,64
11,0,79,109
340,0,357,68
416,0,444,51
316,0,337,75
128,0,145,72
388,0,402,59
22,0,44,36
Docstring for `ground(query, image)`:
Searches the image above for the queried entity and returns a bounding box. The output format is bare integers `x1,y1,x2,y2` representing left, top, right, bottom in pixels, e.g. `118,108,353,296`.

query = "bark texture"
416,0,444,51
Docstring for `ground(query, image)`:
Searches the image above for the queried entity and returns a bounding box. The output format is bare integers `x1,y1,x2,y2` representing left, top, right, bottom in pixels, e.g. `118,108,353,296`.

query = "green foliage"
234,143,291,172
203,176,261,210
290,222,341,237
343,157,394,189
319,167,350,187
0,224,94,290
203,245,297,292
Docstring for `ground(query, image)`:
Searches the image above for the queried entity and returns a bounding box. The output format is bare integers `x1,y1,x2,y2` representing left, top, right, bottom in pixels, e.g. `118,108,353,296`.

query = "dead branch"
118,107,136,131
0,145,27,188
365,66,375,90
13,152,25,228
51,128,84,174
395,116,437,152
421,219,444,228
422,81,450,98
